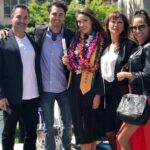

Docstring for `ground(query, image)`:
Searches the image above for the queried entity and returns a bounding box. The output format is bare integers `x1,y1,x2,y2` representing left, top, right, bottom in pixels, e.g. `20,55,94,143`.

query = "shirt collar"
47,27,64,37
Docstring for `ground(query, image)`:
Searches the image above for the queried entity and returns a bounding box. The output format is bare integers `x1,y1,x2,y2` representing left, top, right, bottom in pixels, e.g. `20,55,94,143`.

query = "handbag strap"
129,52,145,94
139,72,145,94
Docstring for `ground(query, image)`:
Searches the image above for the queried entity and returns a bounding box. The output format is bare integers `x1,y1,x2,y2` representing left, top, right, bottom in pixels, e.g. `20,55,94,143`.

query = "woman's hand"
147,96,150,106
92,94,101,109
117,72,136,81
116,72,127,81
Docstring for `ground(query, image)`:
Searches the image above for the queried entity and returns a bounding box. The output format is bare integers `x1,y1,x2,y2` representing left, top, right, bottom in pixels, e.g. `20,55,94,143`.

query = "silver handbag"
117,93,149,125
117,51,149,125
117,93,147,116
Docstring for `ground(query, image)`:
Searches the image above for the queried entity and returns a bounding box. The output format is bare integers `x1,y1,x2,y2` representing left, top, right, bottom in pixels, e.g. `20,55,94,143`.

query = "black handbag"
117,93,149,125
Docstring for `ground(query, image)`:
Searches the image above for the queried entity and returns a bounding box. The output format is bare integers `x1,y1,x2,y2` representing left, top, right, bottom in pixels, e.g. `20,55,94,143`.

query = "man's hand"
0,98,9,111
0,29,8,39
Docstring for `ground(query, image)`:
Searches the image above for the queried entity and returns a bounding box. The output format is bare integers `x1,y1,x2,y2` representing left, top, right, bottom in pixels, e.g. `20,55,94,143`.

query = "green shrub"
28,1,49,27
64,1,77,31
28,0,118,30
64,0,118,31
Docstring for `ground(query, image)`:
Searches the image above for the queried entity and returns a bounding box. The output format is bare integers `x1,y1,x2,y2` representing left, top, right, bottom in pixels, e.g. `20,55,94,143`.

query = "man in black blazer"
0,4,41,150
0,2,74,150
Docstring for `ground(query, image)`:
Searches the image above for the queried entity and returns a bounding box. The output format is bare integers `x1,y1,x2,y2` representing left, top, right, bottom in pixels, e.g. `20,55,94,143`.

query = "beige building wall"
0,0,10,26
118,0,150,22
0,0,4,25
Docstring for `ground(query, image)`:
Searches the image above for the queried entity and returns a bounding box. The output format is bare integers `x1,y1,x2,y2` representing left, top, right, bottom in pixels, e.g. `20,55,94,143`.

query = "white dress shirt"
101,47,118,82
15,35,39,100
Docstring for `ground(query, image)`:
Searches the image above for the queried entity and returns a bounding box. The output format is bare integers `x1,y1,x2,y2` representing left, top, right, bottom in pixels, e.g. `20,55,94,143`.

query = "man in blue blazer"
0,4,41,150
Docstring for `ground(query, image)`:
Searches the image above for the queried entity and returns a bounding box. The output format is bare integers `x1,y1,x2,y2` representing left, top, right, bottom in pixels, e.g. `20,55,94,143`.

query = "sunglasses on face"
130,24,146,32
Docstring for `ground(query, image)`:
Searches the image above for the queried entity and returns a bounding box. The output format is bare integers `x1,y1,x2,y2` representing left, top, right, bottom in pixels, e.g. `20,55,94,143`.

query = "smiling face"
77,14,93,35
10,7,29,37
132,17,150,45
49,6,65,32
108,17,124,37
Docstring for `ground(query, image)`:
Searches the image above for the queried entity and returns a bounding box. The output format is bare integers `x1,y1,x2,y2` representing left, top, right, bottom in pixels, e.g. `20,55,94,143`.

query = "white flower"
76,70,82,74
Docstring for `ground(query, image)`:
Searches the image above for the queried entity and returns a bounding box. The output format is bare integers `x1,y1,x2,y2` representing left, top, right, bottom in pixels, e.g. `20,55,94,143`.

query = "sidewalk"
0,144,23,150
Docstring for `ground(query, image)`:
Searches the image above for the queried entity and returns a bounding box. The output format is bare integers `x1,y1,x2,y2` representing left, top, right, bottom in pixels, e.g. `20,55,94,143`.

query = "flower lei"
68,31,104,74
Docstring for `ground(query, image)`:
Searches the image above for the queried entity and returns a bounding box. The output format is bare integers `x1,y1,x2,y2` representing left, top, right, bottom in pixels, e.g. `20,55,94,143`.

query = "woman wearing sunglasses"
117,10,150,150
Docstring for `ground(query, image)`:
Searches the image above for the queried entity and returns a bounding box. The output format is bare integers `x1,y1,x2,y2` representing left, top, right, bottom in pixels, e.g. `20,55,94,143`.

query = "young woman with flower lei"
68,30,104,74
62,8,105,150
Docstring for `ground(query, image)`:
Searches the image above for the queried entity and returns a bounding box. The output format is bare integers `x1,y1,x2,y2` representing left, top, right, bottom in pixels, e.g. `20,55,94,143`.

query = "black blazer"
102,38,137,95
115,39,137,95
130,40,150,95
28,25,75,82
0,29,42,104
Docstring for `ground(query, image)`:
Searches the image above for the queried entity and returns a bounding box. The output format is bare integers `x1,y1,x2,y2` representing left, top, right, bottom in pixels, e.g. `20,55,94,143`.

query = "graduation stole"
80,48,97,95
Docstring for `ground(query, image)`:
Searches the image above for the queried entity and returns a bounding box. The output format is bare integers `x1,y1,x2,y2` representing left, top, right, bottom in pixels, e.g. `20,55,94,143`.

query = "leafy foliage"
65,0,118,31
28,0,118,30
28,1,49,27
64,0,77,31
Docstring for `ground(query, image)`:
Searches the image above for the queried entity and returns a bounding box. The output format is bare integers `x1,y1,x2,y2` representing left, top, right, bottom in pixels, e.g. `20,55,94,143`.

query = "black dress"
69,71,103,144
101,39,137,133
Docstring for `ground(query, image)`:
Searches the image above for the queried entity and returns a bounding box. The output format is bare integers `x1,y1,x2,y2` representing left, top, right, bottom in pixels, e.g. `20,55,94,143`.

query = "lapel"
8,29,22,68
26,33,37,54
63,27,74,49
115,40,126,74
63,28,68,47
8,29,37,69
38,26,48,52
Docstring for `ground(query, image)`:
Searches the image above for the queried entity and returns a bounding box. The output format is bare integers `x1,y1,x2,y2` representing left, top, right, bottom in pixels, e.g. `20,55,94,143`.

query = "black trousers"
2,98,39,150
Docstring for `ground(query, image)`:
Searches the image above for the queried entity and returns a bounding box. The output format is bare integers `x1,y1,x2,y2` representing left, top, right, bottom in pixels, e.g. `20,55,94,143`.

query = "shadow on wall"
0,110,4,145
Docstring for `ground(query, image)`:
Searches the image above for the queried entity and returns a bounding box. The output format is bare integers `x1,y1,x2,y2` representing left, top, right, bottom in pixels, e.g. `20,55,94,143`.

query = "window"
4,0,29,17
37,0,47,2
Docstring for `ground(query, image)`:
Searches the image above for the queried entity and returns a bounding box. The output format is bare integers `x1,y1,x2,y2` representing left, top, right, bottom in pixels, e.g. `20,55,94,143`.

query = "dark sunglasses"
130,24,146,32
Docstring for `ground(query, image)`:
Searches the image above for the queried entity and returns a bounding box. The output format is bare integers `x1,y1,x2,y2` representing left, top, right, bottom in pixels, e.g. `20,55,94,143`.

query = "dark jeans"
2,98,39,150
18,117,25,143
41,91,72,150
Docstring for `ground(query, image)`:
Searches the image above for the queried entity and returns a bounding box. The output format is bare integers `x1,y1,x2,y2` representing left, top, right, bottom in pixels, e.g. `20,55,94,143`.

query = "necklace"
68,31,104,73
109,43,118,53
